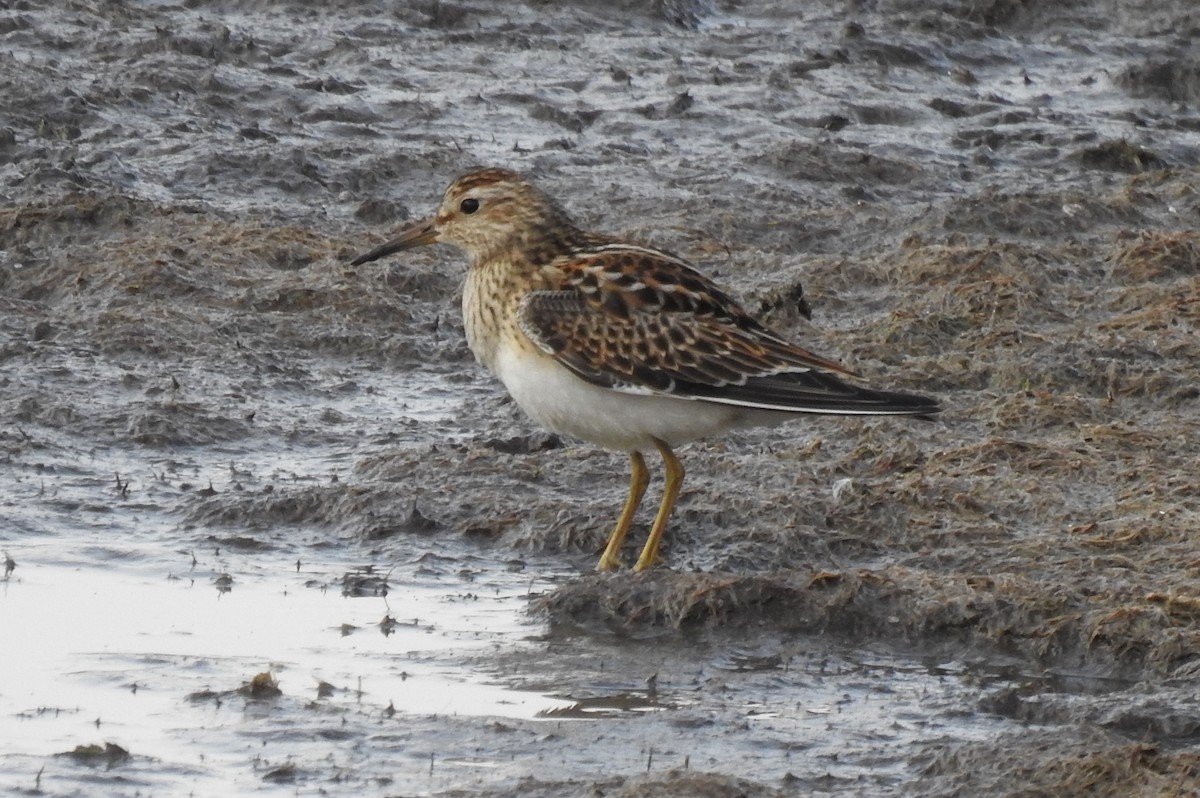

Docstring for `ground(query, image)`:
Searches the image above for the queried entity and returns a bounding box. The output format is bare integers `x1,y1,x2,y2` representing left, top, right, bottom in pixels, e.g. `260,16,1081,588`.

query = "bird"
350,167,940,572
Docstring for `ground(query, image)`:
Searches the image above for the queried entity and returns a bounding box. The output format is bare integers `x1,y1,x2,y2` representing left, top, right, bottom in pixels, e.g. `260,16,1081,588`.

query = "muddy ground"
2,0,1199,795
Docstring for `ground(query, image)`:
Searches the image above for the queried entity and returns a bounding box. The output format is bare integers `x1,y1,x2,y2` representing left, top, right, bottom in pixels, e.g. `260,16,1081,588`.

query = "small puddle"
0,548,573,795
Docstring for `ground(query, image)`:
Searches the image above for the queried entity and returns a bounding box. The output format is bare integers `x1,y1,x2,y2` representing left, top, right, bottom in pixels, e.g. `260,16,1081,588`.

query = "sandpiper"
351,168,939,572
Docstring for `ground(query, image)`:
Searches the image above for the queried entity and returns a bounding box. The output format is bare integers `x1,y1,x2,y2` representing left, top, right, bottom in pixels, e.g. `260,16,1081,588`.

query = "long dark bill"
350,218,439,266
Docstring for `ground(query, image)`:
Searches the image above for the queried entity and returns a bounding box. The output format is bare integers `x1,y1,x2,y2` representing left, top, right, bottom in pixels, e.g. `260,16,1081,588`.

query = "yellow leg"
596,451,649,572
634,440,684,572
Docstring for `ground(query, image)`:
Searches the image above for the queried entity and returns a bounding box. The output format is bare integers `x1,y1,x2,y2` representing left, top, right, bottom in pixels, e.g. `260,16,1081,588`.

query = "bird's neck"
469,221,592,276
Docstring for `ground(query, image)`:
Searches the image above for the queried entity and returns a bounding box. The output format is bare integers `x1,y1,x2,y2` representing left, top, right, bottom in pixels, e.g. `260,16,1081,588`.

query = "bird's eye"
460,198,480,214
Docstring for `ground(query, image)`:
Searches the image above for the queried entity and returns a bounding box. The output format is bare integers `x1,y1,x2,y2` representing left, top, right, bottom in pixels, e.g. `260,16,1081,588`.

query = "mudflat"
2,1,1198,795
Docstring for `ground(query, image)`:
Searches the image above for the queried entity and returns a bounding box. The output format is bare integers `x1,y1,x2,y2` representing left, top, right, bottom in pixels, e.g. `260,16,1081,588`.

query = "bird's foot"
596,553,623,572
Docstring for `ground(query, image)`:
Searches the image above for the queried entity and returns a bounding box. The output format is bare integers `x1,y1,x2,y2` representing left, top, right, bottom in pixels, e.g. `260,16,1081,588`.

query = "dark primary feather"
679,372,941,415
519,245,941,416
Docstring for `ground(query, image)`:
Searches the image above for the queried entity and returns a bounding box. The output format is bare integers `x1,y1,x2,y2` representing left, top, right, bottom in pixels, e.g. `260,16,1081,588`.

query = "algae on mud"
2,0,1200,795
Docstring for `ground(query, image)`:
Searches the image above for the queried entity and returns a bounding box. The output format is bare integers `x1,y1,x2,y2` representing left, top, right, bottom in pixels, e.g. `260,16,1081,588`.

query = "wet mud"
2,0,1199,795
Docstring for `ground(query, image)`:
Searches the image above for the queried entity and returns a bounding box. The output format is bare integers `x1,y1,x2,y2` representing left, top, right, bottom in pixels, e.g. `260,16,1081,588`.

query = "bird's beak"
350,217,439,266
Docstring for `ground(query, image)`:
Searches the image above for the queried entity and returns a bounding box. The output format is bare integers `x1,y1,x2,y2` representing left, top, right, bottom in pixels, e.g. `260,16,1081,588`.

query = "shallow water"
0,553,570,795
1,546,1025,796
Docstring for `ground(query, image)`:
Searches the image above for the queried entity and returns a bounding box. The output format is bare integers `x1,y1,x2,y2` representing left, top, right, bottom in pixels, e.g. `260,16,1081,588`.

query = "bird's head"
351,168,579,267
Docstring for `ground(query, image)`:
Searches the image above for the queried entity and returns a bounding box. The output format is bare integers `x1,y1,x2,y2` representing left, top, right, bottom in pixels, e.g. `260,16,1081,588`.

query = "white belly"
490,344,747,452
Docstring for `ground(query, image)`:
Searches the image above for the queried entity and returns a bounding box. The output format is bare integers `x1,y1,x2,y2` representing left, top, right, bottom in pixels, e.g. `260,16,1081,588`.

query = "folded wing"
519,245,940,416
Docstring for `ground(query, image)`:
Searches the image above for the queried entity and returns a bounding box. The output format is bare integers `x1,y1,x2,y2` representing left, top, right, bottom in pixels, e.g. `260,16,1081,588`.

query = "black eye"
460,198,480,214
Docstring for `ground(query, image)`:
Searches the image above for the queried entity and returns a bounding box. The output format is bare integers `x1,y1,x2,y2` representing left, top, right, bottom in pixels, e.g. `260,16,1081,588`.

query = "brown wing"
519,245,940,415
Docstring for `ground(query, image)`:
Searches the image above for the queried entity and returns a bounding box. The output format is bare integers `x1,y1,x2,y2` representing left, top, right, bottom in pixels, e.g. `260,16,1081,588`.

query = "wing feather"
519,246,939,416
